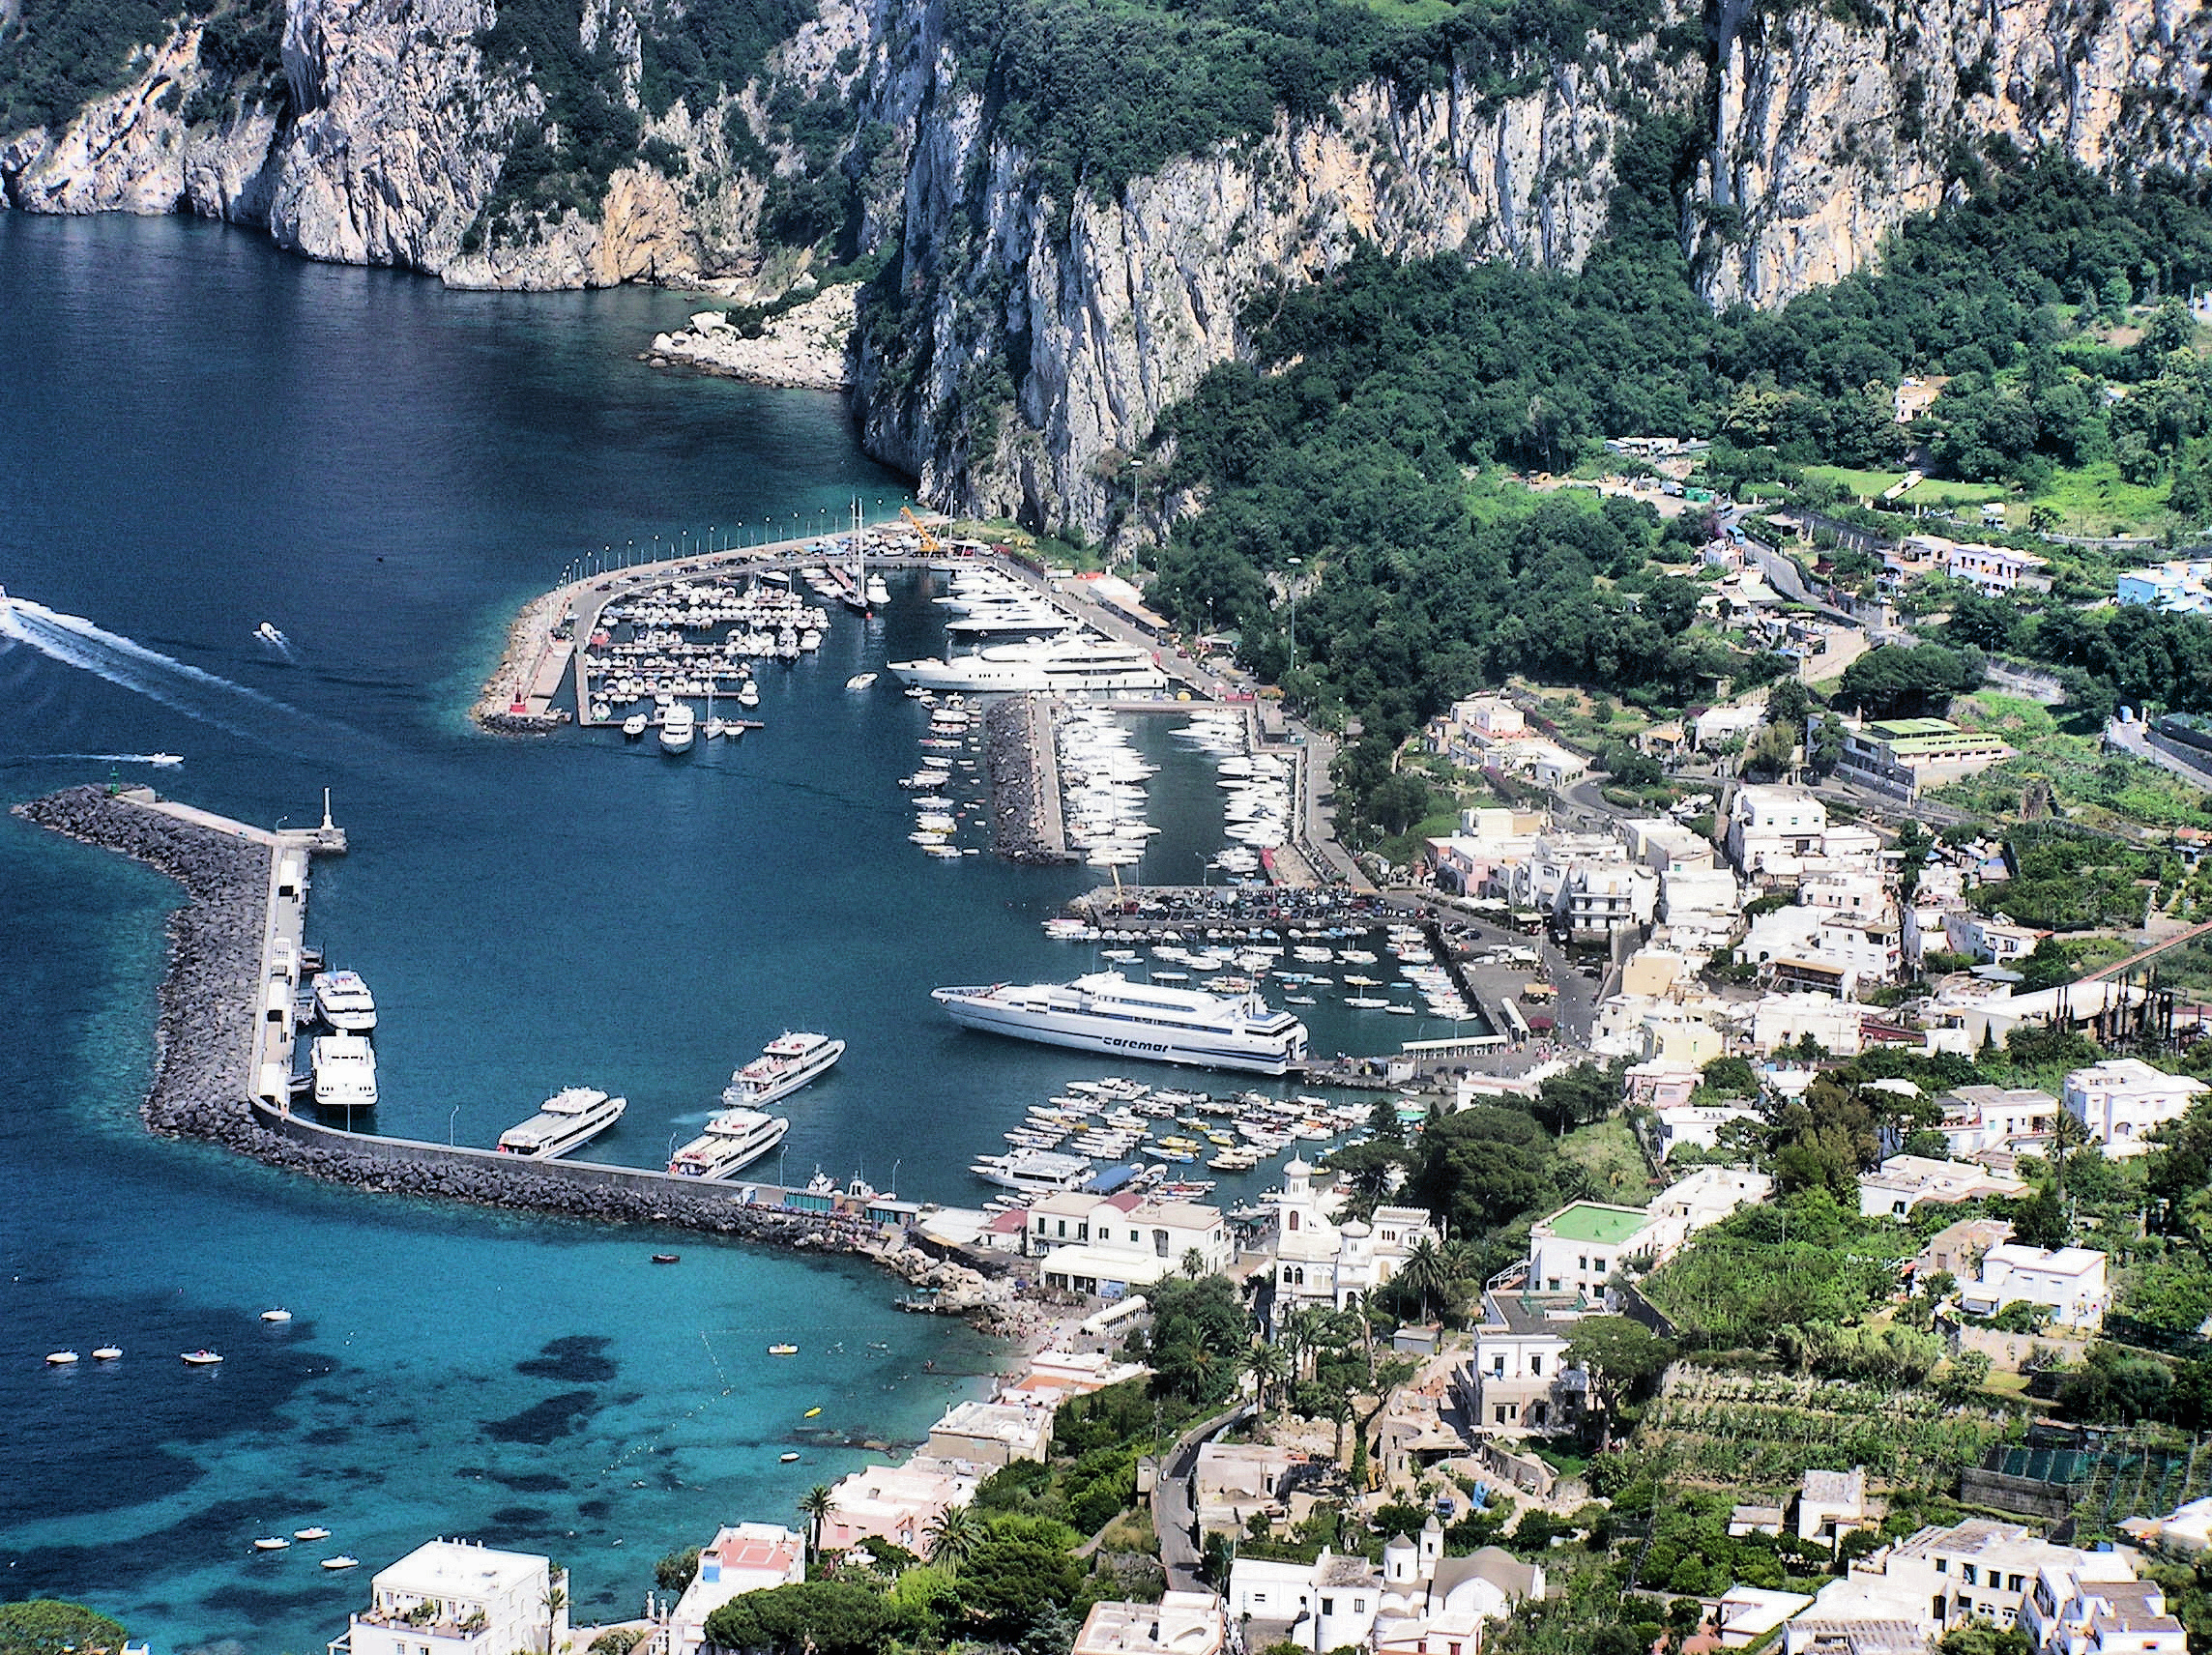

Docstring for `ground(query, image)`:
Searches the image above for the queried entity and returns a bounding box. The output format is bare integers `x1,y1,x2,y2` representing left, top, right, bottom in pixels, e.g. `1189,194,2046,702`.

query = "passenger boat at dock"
668,1108,790,1179
723,1032,844,1109
932,973,1308,1075
310,970,377,1032
497,1087,627,1158
967,1147,1102,1194
659,702,696,753
309,1032,378,1109
887,636,1167,694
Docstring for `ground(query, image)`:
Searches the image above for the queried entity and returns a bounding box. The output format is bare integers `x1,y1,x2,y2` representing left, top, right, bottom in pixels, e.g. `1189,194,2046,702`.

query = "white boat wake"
3,752,185,767
0,593,335,750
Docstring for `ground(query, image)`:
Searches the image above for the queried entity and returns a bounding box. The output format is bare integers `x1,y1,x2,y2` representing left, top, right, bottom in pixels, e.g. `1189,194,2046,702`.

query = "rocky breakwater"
644,284,859,392
985,695,1074,866
14,785,1012,1321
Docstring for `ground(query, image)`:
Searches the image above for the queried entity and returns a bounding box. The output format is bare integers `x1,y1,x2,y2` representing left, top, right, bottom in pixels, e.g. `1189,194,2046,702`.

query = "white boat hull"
933,988,1305,1076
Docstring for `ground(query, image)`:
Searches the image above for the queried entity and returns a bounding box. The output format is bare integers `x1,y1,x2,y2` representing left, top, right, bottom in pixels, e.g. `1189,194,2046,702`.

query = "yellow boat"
803,1407,822,1418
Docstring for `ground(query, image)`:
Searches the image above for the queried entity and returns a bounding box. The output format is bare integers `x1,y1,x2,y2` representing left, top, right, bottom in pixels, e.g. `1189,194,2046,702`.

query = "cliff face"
1691,0,2212,307
858,22,1703,531
6,0,2212,534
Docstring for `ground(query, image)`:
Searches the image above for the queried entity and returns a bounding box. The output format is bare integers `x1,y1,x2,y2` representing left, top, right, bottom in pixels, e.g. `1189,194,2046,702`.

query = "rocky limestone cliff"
9,0,2212,535
857,23,1703,533
1691,0,2212,306
0,20,281,217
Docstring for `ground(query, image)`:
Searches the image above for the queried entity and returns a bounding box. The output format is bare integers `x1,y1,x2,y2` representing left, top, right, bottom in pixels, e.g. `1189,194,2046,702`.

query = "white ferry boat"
887,636,1168,694
932,972,1308,1075
969,1147,1098,1193
668,1108,790,1179
310,970,377,1031
497,1087,627,1158
659,703,696,753
309,1033,378,1108
723,1032,845,1109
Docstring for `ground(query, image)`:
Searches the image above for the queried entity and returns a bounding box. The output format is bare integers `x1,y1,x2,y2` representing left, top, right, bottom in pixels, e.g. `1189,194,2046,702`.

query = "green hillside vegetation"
1135,156,2212,828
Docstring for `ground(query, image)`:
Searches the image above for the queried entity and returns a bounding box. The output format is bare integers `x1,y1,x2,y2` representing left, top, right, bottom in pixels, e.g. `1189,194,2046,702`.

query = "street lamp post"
449,1102,461,1147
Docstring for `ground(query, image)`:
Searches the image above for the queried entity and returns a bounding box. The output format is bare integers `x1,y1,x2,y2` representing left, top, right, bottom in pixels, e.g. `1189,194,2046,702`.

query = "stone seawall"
15,785,1008,1322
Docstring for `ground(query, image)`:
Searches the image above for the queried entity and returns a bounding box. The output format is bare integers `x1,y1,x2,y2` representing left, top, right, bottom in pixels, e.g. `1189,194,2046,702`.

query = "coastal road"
1152,1401,1254,1591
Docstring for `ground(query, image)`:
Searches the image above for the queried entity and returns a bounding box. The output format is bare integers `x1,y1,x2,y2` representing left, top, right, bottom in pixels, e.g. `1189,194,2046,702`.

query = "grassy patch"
1559,1118,1659,1205
1950,690,2063,740
1930,745,2212,832
1094,1503,1158,1554
1802,465,1904,500
2032,460,2173,537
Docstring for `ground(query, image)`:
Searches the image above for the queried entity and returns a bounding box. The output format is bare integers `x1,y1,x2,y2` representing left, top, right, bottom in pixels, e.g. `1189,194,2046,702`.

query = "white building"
1801,1520,2132,1641
1649,1166,1773,1245
1528,1202,1665,1297
1655,1102,1764,1157
1750,992,1866,1058
1269,1159,1439,1323
1461,1290,1587,1433
1727,786,1829,877
1942,911,2049,966
1620,817,1718,874
1930,1086,2060,1157
926,1399,1054,1466
819,1457,980,1554
667,1525,806,1655
1857,1155,2028,1220
332,1540,566,1655
2063,1059,2207,1158
1228,1521,1543,1655
2118,560,2212,617
1073,1593,1227,1655
1960,1244,2110,1329
2023,1565,2187,1655
1034,1192,1235,1294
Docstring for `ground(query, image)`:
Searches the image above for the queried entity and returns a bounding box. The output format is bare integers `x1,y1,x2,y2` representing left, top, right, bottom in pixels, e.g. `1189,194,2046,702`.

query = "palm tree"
924,1502,984,1574
1244,1341,1290,1420
1182,1246,1208,1280
1398,1234,1448,1323
797,1484,835,1565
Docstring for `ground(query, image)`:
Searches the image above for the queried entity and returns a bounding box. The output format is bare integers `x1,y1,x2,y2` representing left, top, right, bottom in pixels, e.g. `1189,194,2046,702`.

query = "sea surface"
0,214,1444,1654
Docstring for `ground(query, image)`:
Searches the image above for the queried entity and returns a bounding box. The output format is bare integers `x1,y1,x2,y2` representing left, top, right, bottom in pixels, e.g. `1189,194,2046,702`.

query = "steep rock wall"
858,19,1704,532
1692,0,2212,306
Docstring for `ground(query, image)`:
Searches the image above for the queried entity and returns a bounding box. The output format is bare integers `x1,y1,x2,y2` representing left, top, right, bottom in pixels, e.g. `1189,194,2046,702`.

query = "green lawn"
2031,461,2173,537
1559,1118,1658,1204
1950,690,2062,740
1801,466,2006,508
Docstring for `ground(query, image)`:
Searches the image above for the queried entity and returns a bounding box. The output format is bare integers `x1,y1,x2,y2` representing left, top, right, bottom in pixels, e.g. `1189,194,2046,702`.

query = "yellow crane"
899,507,942,554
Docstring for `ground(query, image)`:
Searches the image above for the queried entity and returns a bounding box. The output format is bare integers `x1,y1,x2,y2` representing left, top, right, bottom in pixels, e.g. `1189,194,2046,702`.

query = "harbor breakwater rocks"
15,786,1010,1324
985,696,1073,866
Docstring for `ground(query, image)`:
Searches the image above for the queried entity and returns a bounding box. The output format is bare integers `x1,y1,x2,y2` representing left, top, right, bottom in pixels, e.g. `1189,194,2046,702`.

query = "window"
1936,1560,1948,1576
2009,1576,2023,1593
1964,1565,1978,1586
1492,1357,1505,1378
1056,1220,1066,1238
1578,1256,1588,1271
1354,1599,1366,1612
1288,1212,1299,1231
1322,1598,1335,1616
1253,1593,1267,1606
1530,1355,1543,1376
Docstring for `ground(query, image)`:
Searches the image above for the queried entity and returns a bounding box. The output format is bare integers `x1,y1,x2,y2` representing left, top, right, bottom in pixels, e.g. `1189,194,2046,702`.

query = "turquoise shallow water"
0,214,1441,1655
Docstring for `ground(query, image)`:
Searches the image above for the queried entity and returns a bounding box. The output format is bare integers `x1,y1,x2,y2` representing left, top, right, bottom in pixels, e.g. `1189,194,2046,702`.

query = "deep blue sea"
0,214,1437,1655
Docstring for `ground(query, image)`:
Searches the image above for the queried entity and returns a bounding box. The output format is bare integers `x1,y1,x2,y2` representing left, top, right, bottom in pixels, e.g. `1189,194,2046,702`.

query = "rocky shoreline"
470,583,577,735
15,785,1012,1326
642,284,858,392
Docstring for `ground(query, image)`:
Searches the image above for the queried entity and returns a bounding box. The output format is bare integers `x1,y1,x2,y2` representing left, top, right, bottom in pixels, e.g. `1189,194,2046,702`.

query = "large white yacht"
309,1033,378,1108
944,601,1077,636
497,1087,627,1158
888,636,1168,694
659,703,696,753
667,1108,790,1179
310,970,377,1031
723,1032,845,1109
968,1147,1099,1193
932,972,1308,1074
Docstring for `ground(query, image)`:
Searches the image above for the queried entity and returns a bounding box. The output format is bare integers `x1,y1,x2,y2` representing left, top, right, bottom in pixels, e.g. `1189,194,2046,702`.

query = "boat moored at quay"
931,973,1309,1075
667,1107,791,1179
496,1087,627,1158
723,1031,844,1109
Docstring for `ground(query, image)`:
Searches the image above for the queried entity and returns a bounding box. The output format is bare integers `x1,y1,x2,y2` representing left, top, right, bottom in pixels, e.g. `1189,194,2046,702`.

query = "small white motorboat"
738,681,760,708
92,1346,122,1360
321,1555,361,1571
260,1309,292,1323
44,1350,78,1366
845,672,877,691
779,1452,800,1464
294,1526,332,1542
622,714,649,740
181,1349,224,1366
253,1537,290,1552
146,753,183,767
254,622,287,647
